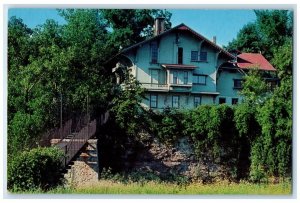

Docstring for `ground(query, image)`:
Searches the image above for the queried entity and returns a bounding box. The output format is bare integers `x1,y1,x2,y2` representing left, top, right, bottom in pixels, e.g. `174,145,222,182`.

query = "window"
178,47,183,64
172,96,179,108
219,97,226,104
193,74,206,85
194,96,201,107
150,42,158,63
232,98,238,105
183,71,188,84
150,94,158,108
191,51,208,62
150,69,159,84
173,71,178,84
200,51,207,61
191,51,198,61
233,79,243,89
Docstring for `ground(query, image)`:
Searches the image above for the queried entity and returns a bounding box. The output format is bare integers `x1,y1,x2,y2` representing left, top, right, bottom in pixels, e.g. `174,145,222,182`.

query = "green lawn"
47,180,292,195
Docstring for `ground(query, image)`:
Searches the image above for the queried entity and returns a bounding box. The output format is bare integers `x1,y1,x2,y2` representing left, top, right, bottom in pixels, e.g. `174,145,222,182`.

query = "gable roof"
121,23,235,59
237,53,276,71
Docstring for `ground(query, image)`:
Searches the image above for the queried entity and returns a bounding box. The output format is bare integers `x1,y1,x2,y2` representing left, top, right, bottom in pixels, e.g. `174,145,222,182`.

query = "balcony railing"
141,83,169,91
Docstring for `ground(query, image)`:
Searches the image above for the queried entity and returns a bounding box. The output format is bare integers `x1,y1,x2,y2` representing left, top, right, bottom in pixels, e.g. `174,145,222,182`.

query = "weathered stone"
64,139,99,187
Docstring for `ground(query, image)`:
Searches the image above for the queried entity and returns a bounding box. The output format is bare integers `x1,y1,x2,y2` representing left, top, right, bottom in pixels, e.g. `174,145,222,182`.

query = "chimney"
154,17,165,36
212,36,216,44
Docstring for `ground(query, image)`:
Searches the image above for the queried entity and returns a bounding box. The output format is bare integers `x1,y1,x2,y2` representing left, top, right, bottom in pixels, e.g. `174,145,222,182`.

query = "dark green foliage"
225,23,263,53
102,9,172,50
250,81,292,180
110,75,146,136
8,147,64,192
183,105,241,180
97,74,146,171
8,9,171,160
8,16,33,69
226,10,292,60
240,69,270,104
148,108,185,145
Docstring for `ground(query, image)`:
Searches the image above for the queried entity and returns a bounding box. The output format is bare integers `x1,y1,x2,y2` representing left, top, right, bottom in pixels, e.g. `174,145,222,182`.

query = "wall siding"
123,29,240,109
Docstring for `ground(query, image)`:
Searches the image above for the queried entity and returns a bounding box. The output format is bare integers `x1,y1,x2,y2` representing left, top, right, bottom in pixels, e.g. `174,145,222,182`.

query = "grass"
46,180,292,195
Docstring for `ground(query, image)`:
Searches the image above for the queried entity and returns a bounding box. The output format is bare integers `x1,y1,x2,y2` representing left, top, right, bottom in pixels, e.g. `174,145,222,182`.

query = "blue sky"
8,8,257,46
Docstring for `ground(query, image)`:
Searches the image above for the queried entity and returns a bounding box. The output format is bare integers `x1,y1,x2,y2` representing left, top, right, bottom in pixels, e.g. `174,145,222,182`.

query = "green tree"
225,23,262,53
250,39,292,180
240,69,269,104
8,16,33,70
58,9,116,115
8,19,66,155
226,10,292,60
110,74,146,137
102,9,172,51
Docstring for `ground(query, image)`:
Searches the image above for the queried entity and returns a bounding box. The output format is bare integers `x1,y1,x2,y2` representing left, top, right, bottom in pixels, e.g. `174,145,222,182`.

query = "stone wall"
66,135,231,185
64,139,99,187
127,136,224,181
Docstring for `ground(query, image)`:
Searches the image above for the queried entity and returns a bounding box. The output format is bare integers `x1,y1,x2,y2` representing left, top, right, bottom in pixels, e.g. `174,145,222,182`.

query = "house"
109,18,277,110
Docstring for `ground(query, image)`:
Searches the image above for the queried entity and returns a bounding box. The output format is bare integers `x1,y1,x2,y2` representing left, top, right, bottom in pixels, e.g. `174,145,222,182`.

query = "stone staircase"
64,139,99,187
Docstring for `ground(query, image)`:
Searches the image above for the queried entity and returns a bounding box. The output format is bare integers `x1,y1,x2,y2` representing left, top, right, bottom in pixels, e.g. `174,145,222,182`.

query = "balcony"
141,83,169,92
169,83,192,92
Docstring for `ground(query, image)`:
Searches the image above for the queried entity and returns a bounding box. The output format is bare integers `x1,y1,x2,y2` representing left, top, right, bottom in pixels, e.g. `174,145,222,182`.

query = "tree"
226,10,293,60
8,16,33,70
58,9,114,115
225,23,262,53
240,69,269,104
102,9,172,51
227,10,293,181
8,19,66,155
250,37,292,180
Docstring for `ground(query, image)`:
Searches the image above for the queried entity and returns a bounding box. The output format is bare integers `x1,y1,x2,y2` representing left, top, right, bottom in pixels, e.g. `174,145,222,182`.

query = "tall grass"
47,180,292,195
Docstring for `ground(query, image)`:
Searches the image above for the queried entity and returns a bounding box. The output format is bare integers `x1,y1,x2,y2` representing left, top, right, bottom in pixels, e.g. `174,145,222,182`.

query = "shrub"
8,147,64,192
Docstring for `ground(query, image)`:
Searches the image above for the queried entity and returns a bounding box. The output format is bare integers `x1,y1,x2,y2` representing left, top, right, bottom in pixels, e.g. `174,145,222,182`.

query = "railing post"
64,145,68,167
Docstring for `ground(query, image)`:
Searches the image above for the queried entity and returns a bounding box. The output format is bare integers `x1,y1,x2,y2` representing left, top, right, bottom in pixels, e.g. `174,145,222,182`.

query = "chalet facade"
110,18,276,110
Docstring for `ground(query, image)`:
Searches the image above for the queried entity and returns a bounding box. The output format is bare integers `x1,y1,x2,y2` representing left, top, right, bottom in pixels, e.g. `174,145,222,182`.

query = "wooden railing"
39,119,73,147
62,119,97,167
39,111,109,168
61,112,109,167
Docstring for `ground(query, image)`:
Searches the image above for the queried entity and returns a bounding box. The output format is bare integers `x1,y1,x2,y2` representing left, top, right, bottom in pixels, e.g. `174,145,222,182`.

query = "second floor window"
191,51,198,61
190,51,207,61
172,96,179,108
150,69,159,84
178,47,183,64
193,74,206,85
151,42,158,63
200,51,207,61
184,71,188,84
173,71,178,84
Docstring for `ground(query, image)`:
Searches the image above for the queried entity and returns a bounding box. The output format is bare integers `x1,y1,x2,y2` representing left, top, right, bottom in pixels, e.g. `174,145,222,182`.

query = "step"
66,133,77,139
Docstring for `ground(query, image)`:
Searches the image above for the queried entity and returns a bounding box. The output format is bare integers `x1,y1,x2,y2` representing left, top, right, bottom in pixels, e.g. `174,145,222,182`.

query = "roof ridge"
120,23,235,59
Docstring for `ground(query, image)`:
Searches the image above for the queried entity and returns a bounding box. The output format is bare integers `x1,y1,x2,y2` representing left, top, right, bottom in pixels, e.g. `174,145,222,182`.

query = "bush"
8,147,64,192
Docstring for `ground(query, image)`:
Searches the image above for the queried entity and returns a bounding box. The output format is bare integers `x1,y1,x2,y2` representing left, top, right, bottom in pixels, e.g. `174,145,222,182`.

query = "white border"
1,0,299,202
